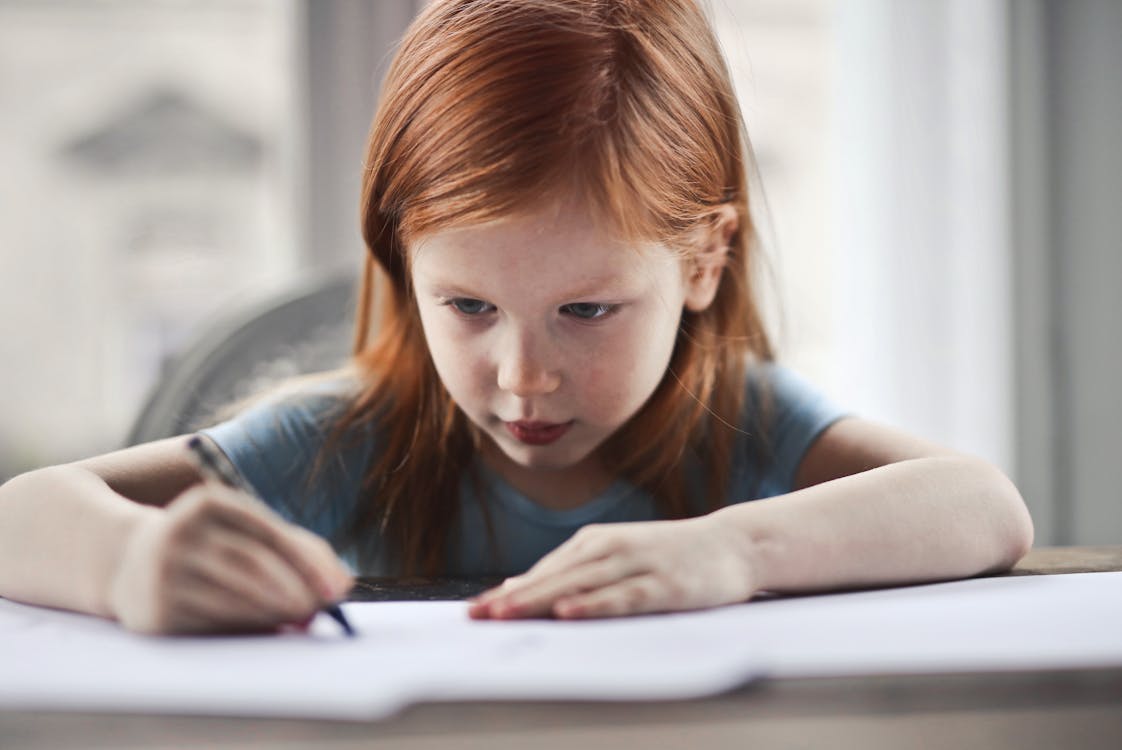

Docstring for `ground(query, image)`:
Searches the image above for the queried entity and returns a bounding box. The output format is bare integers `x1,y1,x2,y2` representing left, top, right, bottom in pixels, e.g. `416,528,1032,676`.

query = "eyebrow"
422,277,631,301
423,283,483,298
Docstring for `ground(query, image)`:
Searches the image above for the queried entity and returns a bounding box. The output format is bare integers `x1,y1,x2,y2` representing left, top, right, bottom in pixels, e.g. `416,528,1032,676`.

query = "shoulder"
735,362,960,493
196,373,375,535
742,361,844,436
729,361,850,498
205,374,362,448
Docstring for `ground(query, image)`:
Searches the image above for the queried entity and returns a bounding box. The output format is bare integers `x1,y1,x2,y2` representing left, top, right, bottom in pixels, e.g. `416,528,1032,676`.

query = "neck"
478,440,616,511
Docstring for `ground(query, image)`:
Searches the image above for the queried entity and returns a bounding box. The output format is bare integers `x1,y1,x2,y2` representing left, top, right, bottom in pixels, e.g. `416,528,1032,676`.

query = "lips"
504,420,573,446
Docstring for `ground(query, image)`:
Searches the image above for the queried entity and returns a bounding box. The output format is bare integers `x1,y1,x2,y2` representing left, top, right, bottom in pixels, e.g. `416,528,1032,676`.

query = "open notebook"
1,571,1120,721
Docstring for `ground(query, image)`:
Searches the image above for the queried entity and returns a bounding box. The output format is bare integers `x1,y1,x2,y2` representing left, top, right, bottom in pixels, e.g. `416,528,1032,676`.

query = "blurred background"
1,0,1118,545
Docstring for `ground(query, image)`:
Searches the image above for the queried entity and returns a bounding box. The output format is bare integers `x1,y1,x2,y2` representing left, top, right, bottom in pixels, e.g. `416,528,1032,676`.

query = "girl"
0,0,1033,634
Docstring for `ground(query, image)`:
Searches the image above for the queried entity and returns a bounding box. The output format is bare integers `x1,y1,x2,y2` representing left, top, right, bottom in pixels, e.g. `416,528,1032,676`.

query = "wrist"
100,501,162,620
707,502,781,594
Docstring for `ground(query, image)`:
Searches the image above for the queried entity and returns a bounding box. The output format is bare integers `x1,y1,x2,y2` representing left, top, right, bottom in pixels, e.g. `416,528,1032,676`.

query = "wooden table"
3,547,1121,750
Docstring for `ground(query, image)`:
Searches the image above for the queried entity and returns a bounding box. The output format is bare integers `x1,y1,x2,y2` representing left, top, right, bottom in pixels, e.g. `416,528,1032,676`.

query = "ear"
683,204,737,313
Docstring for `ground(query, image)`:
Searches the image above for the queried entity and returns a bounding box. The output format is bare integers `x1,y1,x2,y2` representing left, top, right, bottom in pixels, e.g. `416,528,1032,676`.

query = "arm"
0,436,351,633
0,437,195,617
717,418,1034,594
468,418,1034,619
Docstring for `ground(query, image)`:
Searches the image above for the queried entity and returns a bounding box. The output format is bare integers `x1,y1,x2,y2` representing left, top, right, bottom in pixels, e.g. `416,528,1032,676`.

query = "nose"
495,329,561,397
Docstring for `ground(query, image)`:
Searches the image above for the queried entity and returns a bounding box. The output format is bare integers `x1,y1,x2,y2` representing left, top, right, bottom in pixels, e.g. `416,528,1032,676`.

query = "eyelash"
442,298,495,316
560,302,618,321
438,298,619,322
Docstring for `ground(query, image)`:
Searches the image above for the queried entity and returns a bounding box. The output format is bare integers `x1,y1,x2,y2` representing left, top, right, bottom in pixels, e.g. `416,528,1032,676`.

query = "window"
0,0,302,478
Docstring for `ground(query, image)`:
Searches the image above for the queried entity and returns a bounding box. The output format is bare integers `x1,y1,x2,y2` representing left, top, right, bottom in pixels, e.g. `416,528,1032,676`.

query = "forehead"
410,203,683,292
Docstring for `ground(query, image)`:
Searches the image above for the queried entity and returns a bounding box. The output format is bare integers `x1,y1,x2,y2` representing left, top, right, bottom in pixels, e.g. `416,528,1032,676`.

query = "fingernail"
494,600,520,618
322,576,350,602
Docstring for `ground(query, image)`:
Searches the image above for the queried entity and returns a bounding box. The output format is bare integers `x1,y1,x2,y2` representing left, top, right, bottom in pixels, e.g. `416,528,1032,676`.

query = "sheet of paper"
734,570,1122,677
0,595,761,720
1,571,1119,720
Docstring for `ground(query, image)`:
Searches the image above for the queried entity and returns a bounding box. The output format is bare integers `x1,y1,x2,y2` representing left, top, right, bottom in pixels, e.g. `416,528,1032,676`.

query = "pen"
185,434,356,637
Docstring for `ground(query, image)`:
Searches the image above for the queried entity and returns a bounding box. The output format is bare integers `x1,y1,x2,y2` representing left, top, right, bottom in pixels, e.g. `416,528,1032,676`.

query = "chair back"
126,273,357,445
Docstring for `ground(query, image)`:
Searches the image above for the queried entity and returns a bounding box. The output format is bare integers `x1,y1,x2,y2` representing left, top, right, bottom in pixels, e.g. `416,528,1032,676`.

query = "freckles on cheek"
416,312,472,394
465,356,493,395
581,332,650,417
436,340,494,411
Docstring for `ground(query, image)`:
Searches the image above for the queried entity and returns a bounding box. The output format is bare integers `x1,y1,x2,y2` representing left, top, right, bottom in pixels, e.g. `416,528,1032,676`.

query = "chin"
502,449,579,470
496,441,594,471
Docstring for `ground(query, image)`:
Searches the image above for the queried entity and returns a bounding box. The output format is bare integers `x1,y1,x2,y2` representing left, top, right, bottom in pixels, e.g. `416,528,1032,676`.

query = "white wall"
830,0,1014,473
833,0,1122,545
1013,0,1122,544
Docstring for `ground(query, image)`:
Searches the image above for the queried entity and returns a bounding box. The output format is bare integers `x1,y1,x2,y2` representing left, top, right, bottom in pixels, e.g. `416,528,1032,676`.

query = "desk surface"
4,546,1121,750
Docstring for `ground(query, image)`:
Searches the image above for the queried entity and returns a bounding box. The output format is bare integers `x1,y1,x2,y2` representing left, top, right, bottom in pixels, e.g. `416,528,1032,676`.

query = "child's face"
410,199,717,475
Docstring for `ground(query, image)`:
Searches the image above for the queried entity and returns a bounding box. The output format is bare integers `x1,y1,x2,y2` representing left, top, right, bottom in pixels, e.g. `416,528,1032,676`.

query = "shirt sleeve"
729,363,850,501
196,384,373,546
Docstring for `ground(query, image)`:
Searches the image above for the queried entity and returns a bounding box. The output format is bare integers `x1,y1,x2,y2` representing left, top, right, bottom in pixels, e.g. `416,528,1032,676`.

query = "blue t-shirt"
200,364,846,576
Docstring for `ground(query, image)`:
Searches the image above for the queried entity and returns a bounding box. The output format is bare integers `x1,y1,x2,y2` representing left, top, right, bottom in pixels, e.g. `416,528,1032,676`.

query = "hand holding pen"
185,435,356,636
104,435,356,636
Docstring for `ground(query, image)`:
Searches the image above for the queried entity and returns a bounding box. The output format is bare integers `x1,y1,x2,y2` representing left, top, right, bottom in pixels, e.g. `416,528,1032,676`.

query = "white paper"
1,571,1119,720
736,570,1122,677
0,595,761,720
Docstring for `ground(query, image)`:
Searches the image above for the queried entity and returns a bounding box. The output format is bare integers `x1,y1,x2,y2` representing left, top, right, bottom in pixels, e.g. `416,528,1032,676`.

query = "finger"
469,580,519,609
186,526,320,620
170,576,292,634
470,571,552,611
472,528,621,606
470,556,640,620
168,494,322,614
181,489,352,603
238,510,352,602
289,525,355,598
135,562,288,635
550,574,670,619
521,527,620,580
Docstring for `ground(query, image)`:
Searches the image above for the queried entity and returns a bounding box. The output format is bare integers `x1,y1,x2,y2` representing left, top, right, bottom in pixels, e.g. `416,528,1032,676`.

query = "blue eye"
562,302,616,320
448,298,494,316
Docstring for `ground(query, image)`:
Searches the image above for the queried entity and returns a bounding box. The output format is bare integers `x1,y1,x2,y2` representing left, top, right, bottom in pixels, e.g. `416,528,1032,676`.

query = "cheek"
575,310,679,422
415,308,488,397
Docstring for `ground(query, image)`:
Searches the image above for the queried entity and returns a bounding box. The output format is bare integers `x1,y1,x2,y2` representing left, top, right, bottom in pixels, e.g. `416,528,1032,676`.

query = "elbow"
1000,505,1035,571
973,458,1034,571
1008,504,1035,568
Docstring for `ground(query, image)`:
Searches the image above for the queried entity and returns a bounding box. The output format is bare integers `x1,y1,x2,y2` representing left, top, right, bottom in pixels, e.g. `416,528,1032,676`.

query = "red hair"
326,0,773,574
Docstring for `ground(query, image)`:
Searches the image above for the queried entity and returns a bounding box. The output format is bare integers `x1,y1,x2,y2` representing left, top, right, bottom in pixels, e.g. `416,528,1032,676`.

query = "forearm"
713,455,1034,593
0,466,158,617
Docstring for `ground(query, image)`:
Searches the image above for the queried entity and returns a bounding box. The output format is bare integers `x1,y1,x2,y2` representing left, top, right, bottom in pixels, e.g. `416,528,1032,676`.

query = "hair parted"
323,0,774,575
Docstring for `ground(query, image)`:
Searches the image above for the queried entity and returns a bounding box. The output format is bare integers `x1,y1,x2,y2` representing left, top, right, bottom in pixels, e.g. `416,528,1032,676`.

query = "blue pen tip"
325,604,356,637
